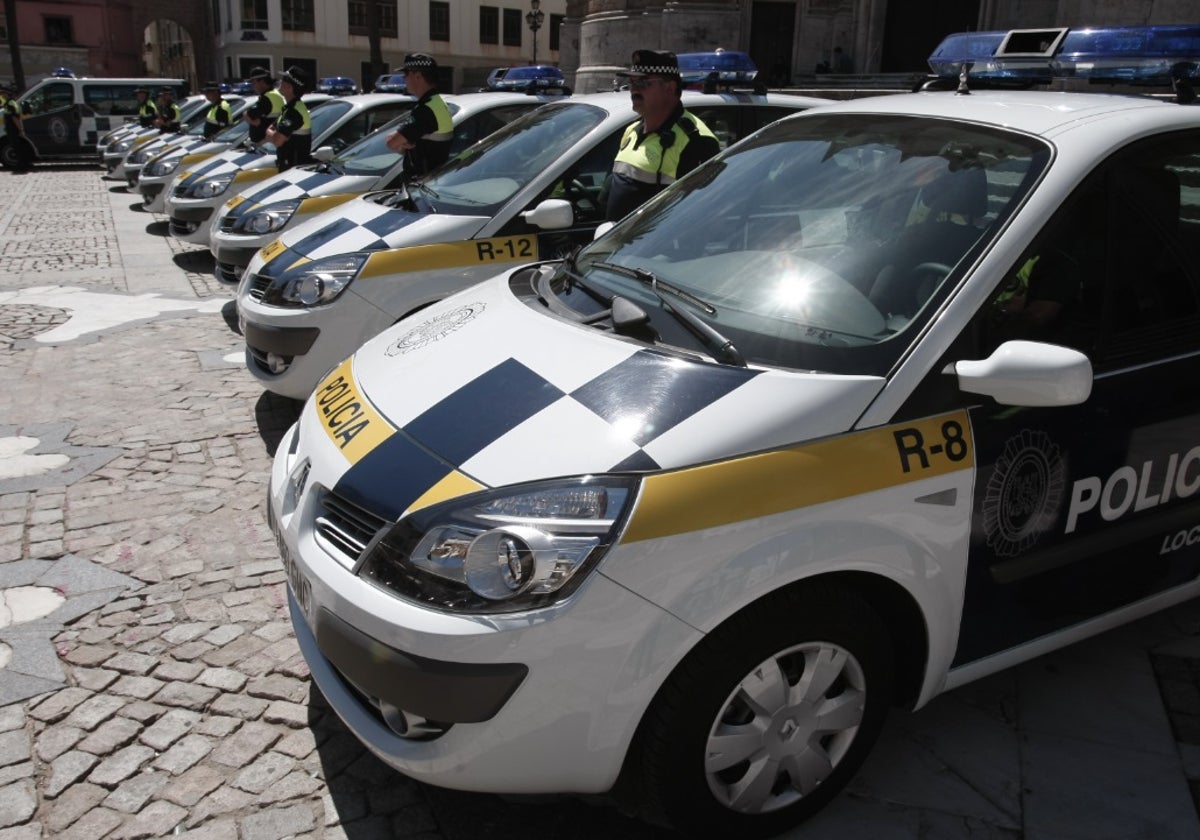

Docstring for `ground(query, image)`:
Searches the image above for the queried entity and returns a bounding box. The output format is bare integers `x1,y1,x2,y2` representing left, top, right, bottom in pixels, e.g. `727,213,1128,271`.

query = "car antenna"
956,62,972,95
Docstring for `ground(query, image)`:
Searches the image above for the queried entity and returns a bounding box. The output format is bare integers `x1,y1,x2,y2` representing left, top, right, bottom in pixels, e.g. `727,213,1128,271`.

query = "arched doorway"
143,19,197,89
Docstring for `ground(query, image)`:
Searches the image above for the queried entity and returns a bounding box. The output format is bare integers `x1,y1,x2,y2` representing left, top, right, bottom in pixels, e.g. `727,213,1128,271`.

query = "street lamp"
525,0,545,65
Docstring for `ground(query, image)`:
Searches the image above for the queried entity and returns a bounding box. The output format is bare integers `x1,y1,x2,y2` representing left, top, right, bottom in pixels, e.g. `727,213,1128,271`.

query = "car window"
83,84,141,116
420,102,608,216
23,82,74,115
979,129,1200,369
453,104,538,149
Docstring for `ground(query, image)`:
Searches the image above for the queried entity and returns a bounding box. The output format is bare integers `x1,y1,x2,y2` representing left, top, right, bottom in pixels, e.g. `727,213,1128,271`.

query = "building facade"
208,0,567,94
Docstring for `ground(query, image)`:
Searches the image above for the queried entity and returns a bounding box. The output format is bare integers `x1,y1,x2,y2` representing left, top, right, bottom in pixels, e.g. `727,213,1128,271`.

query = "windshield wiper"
593,261,717,314
591,261,744,365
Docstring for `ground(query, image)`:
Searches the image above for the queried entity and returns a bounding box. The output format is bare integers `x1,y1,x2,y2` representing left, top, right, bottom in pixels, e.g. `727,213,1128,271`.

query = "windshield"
418,102,607,215
570,113,1049,375
333,104,438,175
261,99,349,151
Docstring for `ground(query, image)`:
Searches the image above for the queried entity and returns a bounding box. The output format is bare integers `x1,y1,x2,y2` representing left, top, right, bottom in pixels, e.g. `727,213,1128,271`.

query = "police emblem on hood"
385,303,485,356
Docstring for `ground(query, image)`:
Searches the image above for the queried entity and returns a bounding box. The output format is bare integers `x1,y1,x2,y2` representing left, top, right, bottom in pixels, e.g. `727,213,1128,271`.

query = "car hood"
222,168,381,222
176,147,273,188
308,270,884,521
272,194,487,261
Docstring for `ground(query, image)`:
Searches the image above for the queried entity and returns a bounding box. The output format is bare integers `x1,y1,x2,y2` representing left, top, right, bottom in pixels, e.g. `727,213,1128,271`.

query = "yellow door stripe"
359,236,539,280
313,358,395,464
623,411,974,544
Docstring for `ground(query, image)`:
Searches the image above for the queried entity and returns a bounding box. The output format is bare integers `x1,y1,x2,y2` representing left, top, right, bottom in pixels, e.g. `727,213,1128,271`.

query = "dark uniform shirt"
158,102,181,133
605,103,720,222
273,98,312,172
248,88,286,143
203,99,232,139
396,90,454,177
137,100,158,128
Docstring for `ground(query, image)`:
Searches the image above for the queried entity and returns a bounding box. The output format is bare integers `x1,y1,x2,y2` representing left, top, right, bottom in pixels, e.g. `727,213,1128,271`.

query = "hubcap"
704,641,866,814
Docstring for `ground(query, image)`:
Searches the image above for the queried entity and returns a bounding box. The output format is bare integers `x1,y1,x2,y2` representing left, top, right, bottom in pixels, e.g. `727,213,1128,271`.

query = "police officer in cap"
154,87,182,133
134,86,158,128
266,66,313,172
385,53,453,177
1,81,33,172
605,49,720,221
244,66,285,144
201,82,232,140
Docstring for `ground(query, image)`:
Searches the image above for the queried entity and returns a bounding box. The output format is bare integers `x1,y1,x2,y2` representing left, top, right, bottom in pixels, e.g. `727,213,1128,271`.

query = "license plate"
268,500,312,616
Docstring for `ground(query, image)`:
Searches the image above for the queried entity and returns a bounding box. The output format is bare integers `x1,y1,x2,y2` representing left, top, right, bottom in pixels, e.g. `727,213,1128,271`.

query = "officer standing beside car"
266,66,313,172
201,82,232,140
244,66,285,144
134,86,158,128
605,49,721,221
154,88,181,133
1,82,33,172
384,53,454,178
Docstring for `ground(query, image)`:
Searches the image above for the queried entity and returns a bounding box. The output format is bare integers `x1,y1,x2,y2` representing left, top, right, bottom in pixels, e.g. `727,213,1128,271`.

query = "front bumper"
167,200,218,244
270,420,699,793
239,285,391,400
213,235,268,270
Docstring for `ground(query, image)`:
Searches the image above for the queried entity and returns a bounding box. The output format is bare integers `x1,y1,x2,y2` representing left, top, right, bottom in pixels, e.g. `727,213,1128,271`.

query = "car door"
21,81,79,155
897,130,1200,666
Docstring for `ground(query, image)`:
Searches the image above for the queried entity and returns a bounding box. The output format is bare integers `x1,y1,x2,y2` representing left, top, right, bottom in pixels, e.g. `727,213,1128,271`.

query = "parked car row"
92,28,1200,837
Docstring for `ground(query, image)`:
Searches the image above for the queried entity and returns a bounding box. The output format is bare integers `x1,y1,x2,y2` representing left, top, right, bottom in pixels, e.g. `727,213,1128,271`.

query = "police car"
136,93,334,212
267,26,1200,837
236,89,826,399
122,95,257,189
95,94,205,158
163,93,414,245
100,95,209,176
209,91,565,284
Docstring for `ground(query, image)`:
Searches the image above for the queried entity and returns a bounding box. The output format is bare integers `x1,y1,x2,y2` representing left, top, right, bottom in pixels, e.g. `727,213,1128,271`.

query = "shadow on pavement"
254,390,303,456
221,299,241,334
307,682,670,839
127,201,147,212
174,249,215,273
145,220,170,236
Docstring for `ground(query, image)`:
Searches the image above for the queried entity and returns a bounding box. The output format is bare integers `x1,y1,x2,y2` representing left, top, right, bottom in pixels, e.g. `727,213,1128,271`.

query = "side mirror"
313,146,335,162
953,340,1092,406
593,221,615,240
520,198,574,230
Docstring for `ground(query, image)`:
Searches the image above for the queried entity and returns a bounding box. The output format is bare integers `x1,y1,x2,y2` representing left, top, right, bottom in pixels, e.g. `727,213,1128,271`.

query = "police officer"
244,66,285,145
134,86,158,129
201,82,232,140
385,53,453,178
266,66,313,172
605,49,720,221
1,82,33,172
154,88,181,133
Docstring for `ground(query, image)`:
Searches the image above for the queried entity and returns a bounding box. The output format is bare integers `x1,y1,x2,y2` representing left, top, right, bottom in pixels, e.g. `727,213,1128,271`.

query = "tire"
637,584,894,839
0,139,17,170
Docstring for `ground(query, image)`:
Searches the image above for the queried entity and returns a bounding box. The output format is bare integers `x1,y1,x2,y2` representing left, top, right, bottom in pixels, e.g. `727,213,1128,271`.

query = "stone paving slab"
0,164,1199,840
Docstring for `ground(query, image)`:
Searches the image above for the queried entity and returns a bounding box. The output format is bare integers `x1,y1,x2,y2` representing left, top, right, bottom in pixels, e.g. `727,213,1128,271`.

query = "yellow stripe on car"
358,236,539,279
298,194,358,215
182,152,214,166
234,167,280,184
406,470,488,516
313,358,395,464
623,410,974,544
258,239,286,263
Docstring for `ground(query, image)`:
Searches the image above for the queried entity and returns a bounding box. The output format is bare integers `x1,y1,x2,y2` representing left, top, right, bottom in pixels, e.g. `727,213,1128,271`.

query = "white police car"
163,93,414,245
209,91,564,284
100,95,208,176
136,93,335,213
267,25,1200,837
123,96,258,190
236,89,826,399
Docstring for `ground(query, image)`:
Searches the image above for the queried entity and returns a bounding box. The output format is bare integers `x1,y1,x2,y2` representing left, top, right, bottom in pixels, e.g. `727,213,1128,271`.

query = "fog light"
266,353,290,374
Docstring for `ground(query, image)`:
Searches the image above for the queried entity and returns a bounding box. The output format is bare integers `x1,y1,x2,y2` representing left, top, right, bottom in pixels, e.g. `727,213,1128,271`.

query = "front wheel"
0,139,18,170
636,584,894,838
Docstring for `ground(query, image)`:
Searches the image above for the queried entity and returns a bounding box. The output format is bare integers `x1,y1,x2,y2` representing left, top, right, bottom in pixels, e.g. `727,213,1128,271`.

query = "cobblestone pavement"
3,164,1200,840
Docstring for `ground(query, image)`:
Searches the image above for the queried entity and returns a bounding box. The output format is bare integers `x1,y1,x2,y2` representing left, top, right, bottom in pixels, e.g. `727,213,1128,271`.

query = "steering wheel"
907,261,953,307
564,178,597,214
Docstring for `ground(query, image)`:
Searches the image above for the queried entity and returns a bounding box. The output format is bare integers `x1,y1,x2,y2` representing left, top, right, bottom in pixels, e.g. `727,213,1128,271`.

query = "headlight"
361,476,638,613
111,139,134,153
239,199,300,234
191,174,235,198
145,157,181,177
127,149,150,165
270,253,367,306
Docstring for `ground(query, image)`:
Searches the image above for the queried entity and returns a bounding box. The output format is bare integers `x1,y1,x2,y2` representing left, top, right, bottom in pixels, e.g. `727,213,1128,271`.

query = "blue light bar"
926,24,1200,85
677,50,759,85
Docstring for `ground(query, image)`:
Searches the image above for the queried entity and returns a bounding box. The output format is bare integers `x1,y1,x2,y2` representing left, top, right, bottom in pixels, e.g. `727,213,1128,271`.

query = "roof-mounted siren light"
993,27,1068,82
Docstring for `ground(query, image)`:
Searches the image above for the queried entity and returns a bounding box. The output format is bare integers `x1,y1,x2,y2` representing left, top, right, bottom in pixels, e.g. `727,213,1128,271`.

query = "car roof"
564,89,830,113
442,90,570,114
789,89,1193,139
